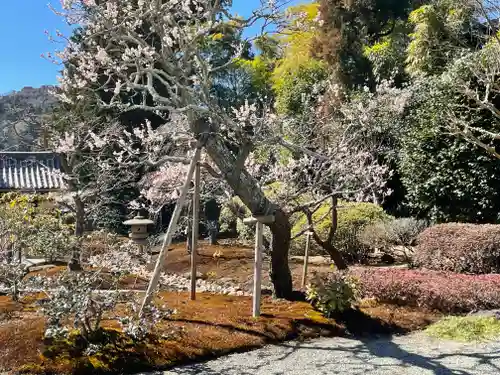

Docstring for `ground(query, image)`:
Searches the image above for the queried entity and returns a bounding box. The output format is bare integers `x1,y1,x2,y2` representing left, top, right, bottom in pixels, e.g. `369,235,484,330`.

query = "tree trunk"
269,208,293,298
68,196,84,271
208,222,218,245
321,242,348,270
60,155,84,271
12,280,18,302
191,119,293,299
307,196,348,271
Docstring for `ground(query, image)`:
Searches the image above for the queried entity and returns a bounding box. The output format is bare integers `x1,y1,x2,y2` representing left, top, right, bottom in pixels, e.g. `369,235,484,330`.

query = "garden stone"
22,258,47,269
290,256,331,265
469,309,500,318
183,271,206,280
29,264,57,272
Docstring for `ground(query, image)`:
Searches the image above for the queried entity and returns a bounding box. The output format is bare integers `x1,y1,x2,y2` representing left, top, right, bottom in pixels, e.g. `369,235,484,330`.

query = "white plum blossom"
56,132,76,153
140,163,190,206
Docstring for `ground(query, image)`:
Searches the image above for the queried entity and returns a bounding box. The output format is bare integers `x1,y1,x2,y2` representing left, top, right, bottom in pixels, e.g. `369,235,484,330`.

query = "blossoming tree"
53,0,391,298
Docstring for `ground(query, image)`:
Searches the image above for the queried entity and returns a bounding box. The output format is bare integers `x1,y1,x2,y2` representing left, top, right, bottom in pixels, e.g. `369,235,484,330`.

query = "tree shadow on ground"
157,310,500,375
158,337,500,375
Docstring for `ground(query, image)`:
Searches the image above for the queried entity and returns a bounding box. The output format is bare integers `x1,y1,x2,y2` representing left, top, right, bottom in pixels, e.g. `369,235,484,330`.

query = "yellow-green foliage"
406,1,475,77
363,21,408,81
406,5,443,76
426,316,500,342
272,3,328,115
292,201,393,260
274,60,328,115
0,193,76,261
236,56,273,93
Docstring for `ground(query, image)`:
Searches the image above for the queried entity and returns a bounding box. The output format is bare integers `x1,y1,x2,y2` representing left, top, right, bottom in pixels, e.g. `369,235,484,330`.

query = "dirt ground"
156,241,333,290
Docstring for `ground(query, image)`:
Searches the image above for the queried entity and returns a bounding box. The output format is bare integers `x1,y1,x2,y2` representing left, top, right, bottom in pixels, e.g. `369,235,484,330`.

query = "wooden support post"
243,215,275,318
253,221,263,317
190,161,201,301
140,148,201,314
301,231,313,289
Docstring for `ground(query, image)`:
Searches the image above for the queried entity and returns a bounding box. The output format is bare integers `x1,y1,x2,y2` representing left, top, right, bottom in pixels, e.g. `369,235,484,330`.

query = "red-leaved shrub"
352,267,500,313
413,223,500,274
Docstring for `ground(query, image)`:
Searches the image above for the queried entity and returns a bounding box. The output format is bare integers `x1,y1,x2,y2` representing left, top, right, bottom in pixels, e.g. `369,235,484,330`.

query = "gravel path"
140,333,500,375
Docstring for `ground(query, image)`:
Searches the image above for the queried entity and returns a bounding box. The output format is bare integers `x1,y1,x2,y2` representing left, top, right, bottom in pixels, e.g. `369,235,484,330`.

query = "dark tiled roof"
0,152,65,192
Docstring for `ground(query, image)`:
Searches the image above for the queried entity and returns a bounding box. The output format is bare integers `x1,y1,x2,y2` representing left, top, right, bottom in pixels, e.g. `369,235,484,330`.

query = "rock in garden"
183,271,206,280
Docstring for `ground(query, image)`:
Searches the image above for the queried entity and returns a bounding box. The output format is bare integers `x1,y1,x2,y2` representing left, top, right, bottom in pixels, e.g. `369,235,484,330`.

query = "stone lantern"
123,215,155,246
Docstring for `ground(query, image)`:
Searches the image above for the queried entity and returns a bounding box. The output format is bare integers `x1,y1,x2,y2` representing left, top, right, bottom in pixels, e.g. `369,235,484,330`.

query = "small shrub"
353,267,500,313
28,213,78,262
0,261,26,301
358,221,390,250
387,218,429,246
0,194,77,262
119,301,175,341
226,197,272,247
236,218,255,245
426,316,500,342
31,272,120,340
89,205,128,234
359,218,428,262
306,271,359,317
292,201,393,262
414,223,500,274
218,197,251,243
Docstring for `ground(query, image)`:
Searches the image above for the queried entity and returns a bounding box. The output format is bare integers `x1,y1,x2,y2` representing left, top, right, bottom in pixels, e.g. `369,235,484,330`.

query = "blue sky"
0,1,304,95
0,1,71,94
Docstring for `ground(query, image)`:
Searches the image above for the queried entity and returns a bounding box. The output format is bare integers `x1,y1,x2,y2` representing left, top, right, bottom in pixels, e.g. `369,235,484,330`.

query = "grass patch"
426,316,500,342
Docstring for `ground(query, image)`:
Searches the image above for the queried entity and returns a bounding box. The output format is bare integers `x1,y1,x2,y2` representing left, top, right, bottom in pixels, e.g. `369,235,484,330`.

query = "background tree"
50,96,142,270
0,86,56,151
271,3,329,116
400,77,500,222
313,0,419,91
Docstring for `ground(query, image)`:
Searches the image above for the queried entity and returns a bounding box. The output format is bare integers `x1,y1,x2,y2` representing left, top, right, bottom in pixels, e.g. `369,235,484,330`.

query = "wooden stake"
301,231,313,289
243,215,274,318
140,148,201,313
253,221,263,318
190,161,201,301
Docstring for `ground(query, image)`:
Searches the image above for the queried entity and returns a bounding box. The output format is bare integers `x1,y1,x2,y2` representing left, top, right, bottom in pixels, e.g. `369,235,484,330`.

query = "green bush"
292,201,393,262
90,205,127,234
0,194,76,262
220,197,253,244
274,58,328,116
219,198,250,236
0,192,53,205
218,205,237,235
358,217,428,262
306,271,359,317
223,196,272,246
28,213,78,262
236,214,272,248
